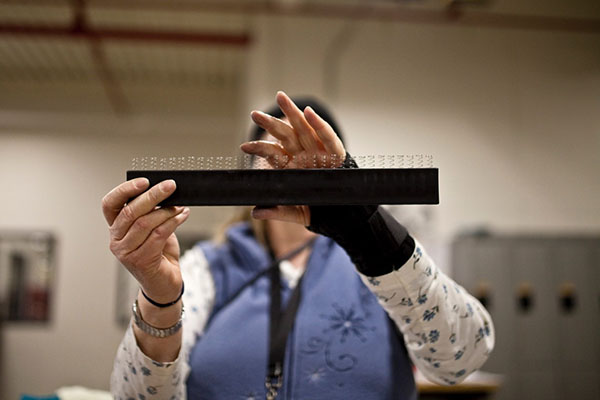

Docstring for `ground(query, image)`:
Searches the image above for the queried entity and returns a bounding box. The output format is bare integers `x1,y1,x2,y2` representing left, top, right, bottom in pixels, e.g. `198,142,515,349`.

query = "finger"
304,106,346,163
131,207,190,263
251,205,310,226
116,206,187,255
240,140,290,168
250,111,303,154
102,178,150,226
110,180,176,240
276,91,322,153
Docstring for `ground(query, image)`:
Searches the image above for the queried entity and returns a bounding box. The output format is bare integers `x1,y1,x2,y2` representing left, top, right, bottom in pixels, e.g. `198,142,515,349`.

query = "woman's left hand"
240,91,346,226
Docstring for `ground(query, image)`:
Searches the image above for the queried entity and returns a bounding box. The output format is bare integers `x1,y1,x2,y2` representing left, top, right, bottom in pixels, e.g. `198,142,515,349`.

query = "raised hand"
240,91,346,225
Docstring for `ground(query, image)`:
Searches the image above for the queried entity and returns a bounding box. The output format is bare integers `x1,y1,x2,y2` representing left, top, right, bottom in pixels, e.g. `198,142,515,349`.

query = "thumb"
251,205,311,226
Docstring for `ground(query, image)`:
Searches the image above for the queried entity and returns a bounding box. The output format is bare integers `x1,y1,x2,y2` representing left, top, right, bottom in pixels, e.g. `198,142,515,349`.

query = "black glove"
307,154,415,277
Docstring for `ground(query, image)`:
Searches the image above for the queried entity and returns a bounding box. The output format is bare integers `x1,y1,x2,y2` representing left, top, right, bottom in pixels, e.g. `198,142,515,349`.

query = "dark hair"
249,96,345,146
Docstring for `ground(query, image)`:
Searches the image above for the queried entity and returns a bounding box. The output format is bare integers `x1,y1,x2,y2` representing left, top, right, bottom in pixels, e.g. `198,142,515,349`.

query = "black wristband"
141,282,185,308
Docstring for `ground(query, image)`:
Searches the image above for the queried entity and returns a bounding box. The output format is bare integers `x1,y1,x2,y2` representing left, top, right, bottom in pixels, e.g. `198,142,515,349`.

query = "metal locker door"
554,239,598,361
452,235,515,400
473,237,515,400
553,238,600,400
593,240,600,398
512,238,558,400
470,238,514,373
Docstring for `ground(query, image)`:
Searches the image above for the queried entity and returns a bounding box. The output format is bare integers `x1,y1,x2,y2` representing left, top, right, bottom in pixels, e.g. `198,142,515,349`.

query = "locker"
561,370,600,400
451,234,600,400
515,370,558,400
512,239,558,367
472,238,515,375
452,236,516,400
553,239,599,367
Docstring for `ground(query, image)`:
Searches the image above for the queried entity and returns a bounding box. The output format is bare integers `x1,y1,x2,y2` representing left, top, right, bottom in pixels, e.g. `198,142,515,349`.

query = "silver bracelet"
132,299,185,338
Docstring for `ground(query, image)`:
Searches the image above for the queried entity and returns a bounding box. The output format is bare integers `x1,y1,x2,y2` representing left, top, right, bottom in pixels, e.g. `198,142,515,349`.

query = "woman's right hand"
102,178,190,304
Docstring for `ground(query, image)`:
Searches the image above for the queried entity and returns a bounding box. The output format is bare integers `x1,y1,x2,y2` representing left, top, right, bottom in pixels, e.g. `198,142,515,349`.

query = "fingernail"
160,180,176,192
251,111,267,123
276,91,287,104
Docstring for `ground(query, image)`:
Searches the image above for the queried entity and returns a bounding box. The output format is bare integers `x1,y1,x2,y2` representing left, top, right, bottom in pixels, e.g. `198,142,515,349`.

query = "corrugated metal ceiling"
0,0,252,115
0,0,597,116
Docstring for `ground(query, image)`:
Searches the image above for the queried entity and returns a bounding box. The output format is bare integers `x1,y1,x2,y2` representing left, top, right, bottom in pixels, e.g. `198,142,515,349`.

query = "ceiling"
0,0,252,117
0,0,597,119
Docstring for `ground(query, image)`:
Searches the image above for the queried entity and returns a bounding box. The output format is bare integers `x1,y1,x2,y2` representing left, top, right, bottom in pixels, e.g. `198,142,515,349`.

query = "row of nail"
130,154,434,170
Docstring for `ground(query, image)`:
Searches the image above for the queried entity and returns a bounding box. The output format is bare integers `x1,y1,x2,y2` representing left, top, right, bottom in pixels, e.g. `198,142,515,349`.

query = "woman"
104,91,494,399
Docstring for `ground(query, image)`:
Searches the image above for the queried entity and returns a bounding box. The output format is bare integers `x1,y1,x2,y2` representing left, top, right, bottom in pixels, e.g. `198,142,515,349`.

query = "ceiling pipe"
11,0,597,34
0,1,252,116
0,24,252,46
74,0,131,116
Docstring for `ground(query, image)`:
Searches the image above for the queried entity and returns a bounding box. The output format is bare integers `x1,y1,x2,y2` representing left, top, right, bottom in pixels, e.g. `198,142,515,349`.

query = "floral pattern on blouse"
359,239,495,386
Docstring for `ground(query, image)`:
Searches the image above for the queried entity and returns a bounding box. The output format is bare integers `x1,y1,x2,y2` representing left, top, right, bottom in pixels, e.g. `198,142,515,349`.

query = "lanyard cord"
205,237,316,329
266,237,316,400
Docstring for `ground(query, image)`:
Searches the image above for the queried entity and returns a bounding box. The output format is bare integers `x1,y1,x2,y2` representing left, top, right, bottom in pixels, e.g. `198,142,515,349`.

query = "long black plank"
126,168,439,206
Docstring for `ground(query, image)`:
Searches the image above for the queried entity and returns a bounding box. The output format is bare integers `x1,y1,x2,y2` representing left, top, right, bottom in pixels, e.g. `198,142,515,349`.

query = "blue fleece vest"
186,223,416,399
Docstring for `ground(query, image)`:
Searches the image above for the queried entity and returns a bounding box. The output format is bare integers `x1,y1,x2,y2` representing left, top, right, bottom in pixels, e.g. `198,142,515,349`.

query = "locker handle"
516,282,534,313
475,281,491,309
558,282,577,314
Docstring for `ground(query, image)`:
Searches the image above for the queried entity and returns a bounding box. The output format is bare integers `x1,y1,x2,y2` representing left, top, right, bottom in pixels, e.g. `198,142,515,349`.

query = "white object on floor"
56,386,112,400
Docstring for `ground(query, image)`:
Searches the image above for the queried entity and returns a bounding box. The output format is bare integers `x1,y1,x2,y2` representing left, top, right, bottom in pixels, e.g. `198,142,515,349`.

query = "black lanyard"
266,237,316,400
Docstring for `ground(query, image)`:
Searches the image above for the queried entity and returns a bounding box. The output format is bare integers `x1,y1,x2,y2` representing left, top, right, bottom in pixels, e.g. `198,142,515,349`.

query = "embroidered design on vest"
321,303,375,343
301,302,377,376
